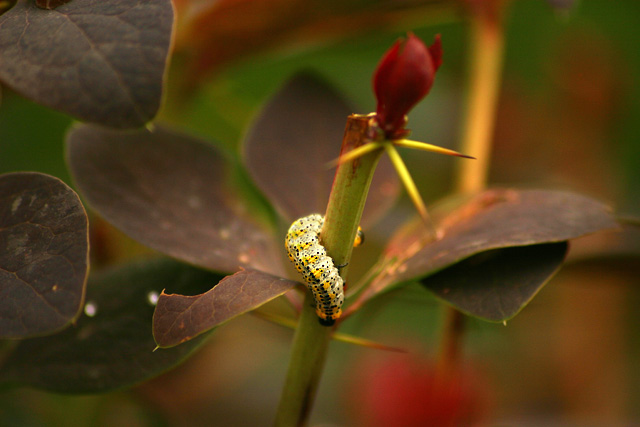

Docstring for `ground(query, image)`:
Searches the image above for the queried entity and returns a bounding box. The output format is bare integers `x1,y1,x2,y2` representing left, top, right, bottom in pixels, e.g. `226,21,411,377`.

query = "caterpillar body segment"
285,214,363,326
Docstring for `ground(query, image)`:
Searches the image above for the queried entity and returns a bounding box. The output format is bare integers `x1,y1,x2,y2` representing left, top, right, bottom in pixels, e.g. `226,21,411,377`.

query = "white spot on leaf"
11,196,22,213
84,301,98,317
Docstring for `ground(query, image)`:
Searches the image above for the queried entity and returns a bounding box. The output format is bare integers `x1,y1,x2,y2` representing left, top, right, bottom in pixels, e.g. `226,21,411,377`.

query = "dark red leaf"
0,172,88,338
0,258,221,392
242,73,399,226
174,0,454,84
421,242,568,321
153,269,298,348
66,125,284,276
0,0,173,128
366,189,618,299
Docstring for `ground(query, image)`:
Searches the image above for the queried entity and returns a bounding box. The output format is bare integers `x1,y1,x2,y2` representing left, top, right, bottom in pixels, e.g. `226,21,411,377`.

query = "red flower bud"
373,33,442,139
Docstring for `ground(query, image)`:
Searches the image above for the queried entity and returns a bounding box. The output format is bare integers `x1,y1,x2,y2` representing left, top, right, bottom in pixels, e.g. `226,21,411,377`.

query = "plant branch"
274,294,333,427
275,114,382,426
322,115,384,269
455,9,506,194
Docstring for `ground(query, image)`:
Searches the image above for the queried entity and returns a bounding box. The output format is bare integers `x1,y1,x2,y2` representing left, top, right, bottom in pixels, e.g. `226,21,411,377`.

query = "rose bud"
373,33,442,139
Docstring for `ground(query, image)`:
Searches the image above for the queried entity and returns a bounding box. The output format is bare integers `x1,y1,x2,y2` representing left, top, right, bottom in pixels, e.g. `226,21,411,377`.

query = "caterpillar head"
318,317,336,327
316,308,341,327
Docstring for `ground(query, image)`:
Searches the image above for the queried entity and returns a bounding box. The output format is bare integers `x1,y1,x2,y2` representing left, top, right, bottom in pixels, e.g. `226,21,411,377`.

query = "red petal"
429,34,443,71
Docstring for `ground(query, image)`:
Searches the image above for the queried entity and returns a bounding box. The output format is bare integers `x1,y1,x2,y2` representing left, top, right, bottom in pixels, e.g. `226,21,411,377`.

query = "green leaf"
242,73,399,225
0,258,222,393
153,269,298,348
421,242,568,321
66,124,284,276
0,172,88,338
0,0,173,128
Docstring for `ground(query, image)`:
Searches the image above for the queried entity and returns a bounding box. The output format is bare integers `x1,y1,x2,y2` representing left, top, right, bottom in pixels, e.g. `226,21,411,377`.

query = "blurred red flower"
349,354,489,427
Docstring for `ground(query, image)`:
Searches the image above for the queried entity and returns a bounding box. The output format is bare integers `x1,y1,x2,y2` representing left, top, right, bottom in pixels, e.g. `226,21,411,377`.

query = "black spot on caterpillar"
285,214,364,326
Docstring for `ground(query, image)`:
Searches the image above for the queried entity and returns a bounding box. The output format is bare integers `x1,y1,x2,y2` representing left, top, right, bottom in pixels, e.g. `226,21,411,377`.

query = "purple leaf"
366,189,618,299
66,124,284,276
0,0,173,128
153,269,298,348
0,172,88,338
421,242,568,321
0,258,221,392
242,73,399,225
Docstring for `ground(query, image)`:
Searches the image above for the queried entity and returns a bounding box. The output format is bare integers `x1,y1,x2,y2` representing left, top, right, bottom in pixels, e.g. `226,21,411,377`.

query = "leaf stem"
440,4,507,373
275,114,381,426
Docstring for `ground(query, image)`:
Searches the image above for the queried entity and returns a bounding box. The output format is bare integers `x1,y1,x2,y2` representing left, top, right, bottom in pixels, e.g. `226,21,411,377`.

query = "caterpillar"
285,214,364,326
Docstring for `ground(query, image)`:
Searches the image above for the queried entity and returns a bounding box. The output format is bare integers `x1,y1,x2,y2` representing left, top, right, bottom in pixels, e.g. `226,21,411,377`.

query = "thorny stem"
275,115,381,426
323,116,384,270
439,4,507,374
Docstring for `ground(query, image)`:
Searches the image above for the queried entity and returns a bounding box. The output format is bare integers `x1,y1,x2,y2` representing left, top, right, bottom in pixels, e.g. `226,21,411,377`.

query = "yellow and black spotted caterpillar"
285,214,364,326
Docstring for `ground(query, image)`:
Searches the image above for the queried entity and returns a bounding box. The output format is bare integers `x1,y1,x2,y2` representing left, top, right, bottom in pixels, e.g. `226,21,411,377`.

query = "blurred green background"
1,0,638,425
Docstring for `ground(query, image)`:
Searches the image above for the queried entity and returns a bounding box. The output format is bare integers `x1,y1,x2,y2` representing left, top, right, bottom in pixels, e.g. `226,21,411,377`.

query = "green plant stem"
440,6,506,374
274,294,333,427
274,114,381,426
322,116,383,269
